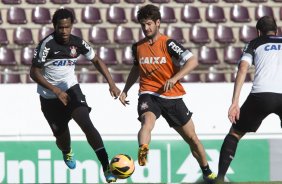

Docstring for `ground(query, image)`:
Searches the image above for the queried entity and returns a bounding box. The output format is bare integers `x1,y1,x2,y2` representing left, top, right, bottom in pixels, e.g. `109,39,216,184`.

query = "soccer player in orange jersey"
119,4,216,183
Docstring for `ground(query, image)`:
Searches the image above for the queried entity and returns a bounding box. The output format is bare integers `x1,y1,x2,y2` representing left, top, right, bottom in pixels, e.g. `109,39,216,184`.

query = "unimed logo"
0,150,109,183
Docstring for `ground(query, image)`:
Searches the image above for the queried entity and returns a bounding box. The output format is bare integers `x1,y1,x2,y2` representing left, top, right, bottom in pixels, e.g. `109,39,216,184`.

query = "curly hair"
137,4,161,23
52,8,74,27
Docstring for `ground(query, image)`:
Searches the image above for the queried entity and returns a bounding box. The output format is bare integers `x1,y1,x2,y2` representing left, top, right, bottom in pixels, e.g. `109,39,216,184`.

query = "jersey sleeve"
32,41,51,68
166,39,193,66
80,39,95,60
240,41,255,66
132,43,138,66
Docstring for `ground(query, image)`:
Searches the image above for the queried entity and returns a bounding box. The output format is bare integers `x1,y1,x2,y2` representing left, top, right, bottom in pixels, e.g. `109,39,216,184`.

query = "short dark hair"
256,16,277,35
137,4,161,23
52,8,74,26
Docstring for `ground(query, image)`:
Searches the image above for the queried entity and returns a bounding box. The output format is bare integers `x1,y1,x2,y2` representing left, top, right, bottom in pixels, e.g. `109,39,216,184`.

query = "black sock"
218,134,239,181
95,147,109,172
62,149,71,154
201,164,212,176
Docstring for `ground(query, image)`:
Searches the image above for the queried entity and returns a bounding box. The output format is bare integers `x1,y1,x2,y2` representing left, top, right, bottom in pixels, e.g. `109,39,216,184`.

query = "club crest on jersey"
70,46,77,57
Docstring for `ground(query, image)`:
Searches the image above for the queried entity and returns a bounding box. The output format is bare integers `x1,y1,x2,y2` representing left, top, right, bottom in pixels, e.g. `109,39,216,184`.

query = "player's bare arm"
164,56,198,92
91,55,121,98
119,65,140,106
30,65,69,106
228,61,250,123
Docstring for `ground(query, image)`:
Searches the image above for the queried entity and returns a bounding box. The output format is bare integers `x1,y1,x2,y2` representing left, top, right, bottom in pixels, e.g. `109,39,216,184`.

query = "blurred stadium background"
1,0,282,83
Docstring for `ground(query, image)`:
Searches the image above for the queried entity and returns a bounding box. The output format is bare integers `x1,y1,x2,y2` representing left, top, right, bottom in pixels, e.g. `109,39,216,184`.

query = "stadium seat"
100,0,120,4
2,0,21,4
32,7,52,24
255,5,274,20
149,0,169,3
239,25,257,43
97,47,118,65
139,28,145,40
77,68,98,83
205,72,226,82
181,73,201,82
199,0,218,2
88,26,110,44
164,26,185,44
198,46,220,65
0,11,2,24
160,5,177,23
214,25,236,44
13,27,34,45
75,0,95,3
125,0,145,3
131,6,140,23
206,5,226,23
0,28,9,46
189,25,211,44
224,45,243,65
51,0,71,4
114,26,135,44
71,27,83,38
174,0,194,3
38,27,54,41
181,5,202,23
230,5,251,23
106,6,127,24
102,73,124,83
249,0,267,2
231,72,252,82
1,69,21,84
223,0,243,2
121,46,133,65
274,0,282,2
81,6,102,24
0,47,17,66
26,0,46,4
7,7,27,24
20,47,34,66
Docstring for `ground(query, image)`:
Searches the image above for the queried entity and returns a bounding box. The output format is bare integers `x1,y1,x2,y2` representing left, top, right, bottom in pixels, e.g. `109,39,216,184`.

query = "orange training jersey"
132,35,194,99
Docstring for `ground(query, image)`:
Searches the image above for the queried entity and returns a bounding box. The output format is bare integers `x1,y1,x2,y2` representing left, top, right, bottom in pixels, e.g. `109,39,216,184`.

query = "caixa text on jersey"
52,59,76,66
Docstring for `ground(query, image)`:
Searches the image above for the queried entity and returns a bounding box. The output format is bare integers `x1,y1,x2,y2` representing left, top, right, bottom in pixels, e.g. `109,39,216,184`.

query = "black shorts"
233,92,282,132
137,94,193,127
40,84,91,136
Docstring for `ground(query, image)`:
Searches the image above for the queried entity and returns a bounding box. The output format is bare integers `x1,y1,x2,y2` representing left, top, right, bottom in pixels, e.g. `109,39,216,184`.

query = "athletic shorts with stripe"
40,84,91,136
137,94,193,127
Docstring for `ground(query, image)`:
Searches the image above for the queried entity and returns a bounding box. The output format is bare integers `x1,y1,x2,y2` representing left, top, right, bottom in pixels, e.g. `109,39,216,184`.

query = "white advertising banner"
0,83,280,137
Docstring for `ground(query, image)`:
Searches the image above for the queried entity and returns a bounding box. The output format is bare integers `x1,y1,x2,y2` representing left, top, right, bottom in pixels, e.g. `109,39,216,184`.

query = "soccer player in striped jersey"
30,8,120,183
217,16,282,182
119,4,216,183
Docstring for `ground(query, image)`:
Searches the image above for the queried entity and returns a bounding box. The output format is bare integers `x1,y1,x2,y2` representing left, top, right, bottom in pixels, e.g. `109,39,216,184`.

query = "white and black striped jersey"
32,33,95,99
240,35,282,93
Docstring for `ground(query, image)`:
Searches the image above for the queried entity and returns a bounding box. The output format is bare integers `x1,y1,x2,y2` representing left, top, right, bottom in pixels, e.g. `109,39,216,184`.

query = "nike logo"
54,51,60,54
146,67,160,77
81,100,85,103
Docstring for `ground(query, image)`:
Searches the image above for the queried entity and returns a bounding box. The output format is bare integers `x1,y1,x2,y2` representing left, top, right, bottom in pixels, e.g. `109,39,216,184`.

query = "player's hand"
54,88,69,106
119,92,130,106
164,78,177,92
109,85,121,99
228,103,240,124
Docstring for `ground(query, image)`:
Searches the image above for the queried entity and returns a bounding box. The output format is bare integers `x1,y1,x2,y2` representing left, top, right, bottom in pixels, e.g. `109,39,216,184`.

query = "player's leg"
138,111,156,166
72,106,116,183
217,93,272,182
137,94,161,166
173,119,216,181
217,128,244,182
